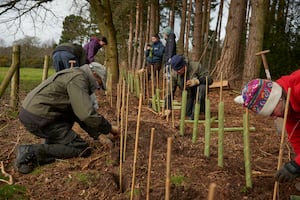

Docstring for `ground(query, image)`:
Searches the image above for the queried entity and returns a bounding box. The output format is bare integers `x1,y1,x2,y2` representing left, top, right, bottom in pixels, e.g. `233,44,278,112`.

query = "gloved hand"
99,134,113,149
110,125,120,137
274,160,300,182
186,79,200,87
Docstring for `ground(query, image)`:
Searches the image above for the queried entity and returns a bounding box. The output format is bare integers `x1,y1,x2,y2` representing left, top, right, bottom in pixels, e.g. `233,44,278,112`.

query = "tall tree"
149,0,160,38
89,0,119,82
192,0,204,61
177,0,188,55
185,0,193,57
243,0,268,82
59,15,88,44
212,0,247,82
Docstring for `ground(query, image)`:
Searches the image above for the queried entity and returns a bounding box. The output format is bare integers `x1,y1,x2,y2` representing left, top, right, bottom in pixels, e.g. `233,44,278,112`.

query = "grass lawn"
0,67,55,93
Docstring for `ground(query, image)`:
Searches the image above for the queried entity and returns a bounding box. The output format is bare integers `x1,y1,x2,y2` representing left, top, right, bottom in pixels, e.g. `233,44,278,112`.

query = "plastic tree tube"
217,101,224,167
243,109,252,188
180,90,187,136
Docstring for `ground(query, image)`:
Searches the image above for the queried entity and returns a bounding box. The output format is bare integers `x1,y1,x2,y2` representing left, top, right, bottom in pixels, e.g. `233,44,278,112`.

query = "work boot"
15,145,37,174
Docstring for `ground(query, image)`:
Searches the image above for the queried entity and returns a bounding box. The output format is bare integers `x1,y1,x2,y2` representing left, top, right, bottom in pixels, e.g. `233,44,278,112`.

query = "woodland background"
0,0,300,86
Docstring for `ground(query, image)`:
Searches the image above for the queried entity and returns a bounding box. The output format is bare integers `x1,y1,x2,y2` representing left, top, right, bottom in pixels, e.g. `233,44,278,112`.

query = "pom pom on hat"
234,79,282,116
170,55,186,71
162,26,172,35
89,62,107,90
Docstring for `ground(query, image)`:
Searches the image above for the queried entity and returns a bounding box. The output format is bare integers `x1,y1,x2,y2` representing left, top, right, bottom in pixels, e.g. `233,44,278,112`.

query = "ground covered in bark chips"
1,84,300,200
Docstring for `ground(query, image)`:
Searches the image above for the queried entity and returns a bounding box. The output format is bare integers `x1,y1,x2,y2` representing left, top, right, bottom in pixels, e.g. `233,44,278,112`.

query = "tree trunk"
137,0,144,70
89,0,119,82
150,0,159,38
177,0,187,55
169,0,176,30
192,0,203,61
243,0,268,82
131,0,140,71
185,0,193,57
212,0,247,84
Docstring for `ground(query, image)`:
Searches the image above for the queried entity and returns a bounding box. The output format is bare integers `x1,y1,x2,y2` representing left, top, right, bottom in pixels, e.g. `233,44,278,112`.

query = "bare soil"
1,85,300,200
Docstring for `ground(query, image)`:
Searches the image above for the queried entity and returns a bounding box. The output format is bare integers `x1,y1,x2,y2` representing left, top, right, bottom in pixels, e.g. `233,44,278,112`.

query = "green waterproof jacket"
19,64,111,138
169,61,213,91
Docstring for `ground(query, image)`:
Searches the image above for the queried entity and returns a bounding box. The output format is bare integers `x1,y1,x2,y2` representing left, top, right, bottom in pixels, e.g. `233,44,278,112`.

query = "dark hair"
100,36,108,45
152,33,160,39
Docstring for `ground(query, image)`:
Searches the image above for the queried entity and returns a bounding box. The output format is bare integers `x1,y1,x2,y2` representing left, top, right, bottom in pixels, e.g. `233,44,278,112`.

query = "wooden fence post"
9,45,21,109
42,55,50,81
0,45,20,101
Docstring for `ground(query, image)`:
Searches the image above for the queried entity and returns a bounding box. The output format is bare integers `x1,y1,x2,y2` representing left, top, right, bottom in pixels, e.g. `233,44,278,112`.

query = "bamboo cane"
140,72,145,102
110,74,113,107
273,88,291,200
135,74,140,97
146,128,155,200
119,78,126,192
170,67,175,128
156,70,159,90
116,83,121,127
156,70,161,113
218,73,224,167
166,73,169,122
243,108,252,188
123,83,130,161
204,76,211,157
162,69,165,114
42,55,50,81
130,93,143,200
165,137,172,200
207,183,217,200
146,68,149,103
192,87,200,143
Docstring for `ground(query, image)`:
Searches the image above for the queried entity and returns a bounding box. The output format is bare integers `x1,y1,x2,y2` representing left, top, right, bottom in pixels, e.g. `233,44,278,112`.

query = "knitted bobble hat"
234,79,282,116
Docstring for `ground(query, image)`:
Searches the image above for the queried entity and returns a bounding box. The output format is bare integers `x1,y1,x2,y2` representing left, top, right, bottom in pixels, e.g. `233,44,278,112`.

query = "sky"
0,0,78,46
0,1,228,47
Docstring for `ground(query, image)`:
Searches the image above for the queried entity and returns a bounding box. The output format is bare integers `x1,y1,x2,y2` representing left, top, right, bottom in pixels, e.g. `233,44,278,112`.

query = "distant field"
0,67,55,93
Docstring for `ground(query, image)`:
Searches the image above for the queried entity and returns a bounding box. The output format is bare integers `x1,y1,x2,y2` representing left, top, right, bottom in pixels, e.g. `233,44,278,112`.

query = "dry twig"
0,161,13,185
81,153,108,170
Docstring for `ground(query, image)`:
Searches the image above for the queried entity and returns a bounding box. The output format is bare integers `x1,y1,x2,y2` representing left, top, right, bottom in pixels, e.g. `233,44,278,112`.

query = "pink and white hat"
234,79,282,116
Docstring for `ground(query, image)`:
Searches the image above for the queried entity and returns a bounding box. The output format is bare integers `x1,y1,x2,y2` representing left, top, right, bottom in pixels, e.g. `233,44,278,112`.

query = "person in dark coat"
52,43,86,72
163,55,213,119
16,63,119,174
162,26,176,63
83,36,107,64
162,26,177,81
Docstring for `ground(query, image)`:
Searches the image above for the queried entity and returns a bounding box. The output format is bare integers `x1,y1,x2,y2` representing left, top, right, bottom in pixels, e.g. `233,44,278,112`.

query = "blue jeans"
52,51,79,72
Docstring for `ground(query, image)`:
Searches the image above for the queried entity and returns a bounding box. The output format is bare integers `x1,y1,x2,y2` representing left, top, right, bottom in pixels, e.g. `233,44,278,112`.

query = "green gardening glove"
275,160,300,183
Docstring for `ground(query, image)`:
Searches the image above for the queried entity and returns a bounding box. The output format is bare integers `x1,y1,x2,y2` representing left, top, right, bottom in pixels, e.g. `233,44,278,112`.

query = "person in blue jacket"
140,34,165,80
